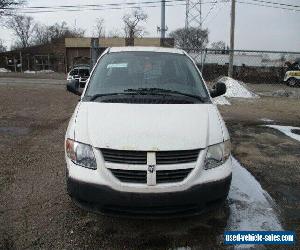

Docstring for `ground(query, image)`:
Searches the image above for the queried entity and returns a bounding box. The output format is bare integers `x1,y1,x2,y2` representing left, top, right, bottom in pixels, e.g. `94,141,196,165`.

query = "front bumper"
67,174,232,216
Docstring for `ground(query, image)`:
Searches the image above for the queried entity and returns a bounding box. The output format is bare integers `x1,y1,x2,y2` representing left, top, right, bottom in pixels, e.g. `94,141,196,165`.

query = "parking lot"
0,76,299,249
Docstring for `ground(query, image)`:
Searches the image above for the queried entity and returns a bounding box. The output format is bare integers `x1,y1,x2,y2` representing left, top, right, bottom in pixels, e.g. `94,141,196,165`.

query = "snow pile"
260,118,274,123
0,68,11,73
24,70,55,74
220,76,258,98
213,96,231,105
24,70,36,74
37,70,55,73
213,76,258,105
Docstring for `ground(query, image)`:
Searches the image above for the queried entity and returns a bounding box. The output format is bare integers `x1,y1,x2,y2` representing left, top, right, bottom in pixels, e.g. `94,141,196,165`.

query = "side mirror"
210,81,226,98
66,79,82,96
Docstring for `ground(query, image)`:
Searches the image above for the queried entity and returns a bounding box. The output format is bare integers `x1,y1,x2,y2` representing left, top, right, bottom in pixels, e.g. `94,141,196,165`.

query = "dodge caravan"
65,47,232,216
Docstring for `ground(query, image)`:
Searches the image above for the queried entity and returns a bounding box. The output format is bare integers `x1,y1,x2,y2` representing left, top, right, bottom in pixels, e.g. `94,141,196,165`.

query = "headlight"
65,139,97,169
204,140,231,169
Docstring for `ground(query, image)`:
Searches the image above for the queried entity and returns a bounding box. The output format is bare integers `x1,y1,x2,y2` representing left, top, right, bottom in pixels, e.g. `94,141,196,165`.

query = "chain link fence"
184,48,300,85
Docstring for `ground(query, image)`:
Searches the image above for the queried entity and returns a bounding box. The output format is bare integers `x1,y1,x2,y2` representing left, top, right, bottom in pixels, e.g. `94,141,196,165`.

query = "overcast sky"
0,0,299,51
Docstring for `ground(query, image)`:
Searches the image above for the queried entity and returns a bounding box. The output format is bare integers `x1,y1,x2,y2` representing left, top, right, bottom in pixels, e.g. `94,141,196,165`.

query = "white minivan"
65,47,232,216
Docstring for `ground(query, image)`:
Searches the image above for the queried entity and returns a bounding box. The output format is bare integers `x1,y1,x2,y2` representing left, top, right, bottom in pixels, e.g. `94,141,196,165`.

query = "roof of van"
108,46,185,54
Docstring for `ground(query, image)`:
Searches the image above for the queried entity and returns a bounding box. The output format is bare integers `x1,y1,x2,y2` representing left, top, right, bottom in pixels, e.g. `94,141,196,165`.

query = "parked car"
65,47,231,216
66,64,90,90
284,61,300,87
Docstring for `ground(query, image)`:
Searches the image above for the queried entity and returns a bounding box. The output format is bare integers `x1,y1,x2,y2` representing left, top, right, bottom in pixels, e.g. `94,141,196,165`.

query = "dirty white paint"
73,102,226,151
226,157,282,248
265,125,300,142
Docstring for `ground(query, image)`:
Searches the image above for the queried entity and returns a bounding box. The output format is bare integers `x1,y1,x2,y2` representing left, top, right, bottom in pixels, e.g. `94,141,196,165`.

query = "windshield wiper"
86,92,136,101
124,88,207,102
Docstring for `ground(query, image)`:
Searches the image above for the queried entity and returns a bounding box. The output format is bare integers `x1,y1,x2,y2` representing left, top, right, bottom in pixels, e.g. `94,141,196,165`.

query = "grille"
101,149,147,164
156,168,193,184
109,168,193,184
110,169,147,184
156,149,200,164
101,149,200,165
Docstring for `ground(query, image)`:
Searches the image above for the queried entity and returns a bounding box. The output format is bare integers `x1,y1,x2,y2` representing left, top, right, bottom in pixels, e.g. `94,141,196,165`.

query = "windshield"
85,51,209,103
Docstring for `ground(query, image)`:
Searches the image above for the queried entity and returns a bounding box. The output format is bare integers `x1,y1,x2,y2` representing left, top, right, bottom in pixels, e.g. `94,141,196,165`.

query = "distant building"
0,37,174,73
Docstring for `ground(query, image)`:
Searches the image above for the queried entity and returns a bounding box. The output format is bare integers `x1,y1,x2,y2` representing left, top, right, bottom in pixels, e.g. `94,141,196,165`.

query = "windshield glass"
85,51,209,101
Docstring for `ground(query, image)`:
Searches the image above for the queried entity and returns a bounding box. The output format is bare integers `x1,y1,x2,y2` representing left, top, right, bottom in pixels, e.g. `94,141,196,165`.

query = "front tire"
287,78,298,87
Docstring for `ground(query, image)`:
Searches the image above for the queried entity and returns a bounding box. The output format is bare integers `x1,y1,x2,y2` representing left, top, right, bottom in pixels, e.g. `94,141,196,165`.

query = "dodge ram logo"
148,165,155,173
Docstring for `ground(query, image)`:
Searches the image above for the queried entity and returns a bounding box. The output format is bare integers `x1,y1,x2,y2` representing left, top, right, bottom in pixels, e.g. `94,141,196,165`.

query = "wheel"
287,78,298,87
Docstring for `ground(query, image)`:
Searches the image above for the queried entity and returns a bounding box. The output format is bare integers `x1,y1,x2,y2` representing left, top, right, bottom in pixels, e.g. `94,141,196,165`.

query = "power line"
201,0,219,25
2,0,298,14
237,0,300,11
249,0,300,9
3,0,186,10
13,1,220,14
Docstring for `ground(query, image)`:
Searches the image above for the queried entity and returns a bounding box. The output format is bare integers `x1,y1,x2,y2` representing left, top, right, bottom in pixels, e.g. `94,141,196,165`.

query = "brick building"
0,37,174,73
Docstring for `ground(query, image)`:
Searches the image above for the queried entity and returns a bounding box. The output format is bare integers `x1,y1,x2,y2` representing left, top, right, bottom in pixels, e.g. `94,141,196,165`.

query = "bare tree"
6,14,34,48
211,41,226,50
93,18,105,38
107,28,122,38
169,27,209,51
0,0,25,18
122,9,148,39
32,21,85,45
33,23,51,45
0,38,7,52
47,21,84,40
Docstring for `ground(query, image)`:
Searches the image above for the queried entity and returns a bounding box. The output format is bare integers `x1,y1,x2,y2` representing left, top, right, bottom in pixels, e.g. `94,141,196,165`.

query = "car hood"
74,102,226,151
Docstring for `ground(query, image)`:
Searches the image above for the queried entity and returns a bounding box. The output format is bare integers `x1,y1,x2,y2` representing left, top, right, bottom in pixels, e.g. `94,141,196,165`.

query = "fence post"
20,51,23,72
228,0,236,77
90,38,99,70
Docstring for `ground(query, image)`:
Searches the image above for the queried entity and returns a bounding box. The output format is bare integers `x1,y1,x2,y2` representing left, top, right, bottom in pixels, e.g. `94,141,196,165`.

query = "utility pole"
228,0,236,77
161,0,166,38
199,0,202,30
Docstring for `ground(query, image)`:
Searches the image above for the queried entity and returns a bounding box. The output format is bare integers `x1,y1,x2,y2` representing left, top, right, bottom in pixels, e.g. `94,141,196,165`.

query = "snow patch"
213,96,231,105
265,125,300,142
24,70,36,74
213,77,258,105
260,118,274,123
0,68,11,73
227,157,282,232
38,69,55,73
24,70,55,74
220,76,258,98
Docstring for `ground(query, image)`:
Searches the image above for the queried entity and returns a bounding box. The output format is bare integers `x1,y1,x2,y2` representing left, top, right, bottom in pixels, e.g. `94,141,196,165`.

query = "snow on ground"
24,70,55,74
213,96,231,105
24,70,36,74
38,70,55,73
220,76,258,98
265,125,300,142
0,68,11,73
260,118,274,123
227,157,282,249
213,77,258,105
